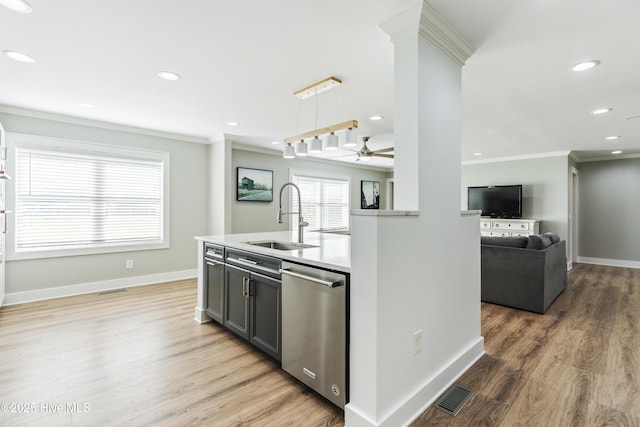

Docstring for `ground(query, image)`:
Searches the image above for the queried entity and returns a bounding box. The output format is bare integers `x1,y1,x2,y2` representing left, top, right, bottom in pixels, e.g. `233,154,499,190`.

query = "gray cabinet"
205,258,225,324
204,244,225,325
223,248,282,361
224,264,250,339
249,272,281,360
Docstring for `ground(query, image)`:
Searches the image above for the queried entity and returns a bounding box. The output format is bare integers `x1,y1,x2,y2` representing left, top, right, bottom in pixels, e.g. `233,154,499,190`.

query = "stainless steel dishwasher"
280,261,347,408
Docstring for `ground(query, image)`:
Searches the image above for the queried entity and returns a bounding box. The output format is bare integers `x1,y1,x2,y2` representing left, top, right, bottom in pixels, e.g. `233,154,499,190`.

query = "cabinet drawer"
492,221,530,231
225,248,281,279
480,220,492,229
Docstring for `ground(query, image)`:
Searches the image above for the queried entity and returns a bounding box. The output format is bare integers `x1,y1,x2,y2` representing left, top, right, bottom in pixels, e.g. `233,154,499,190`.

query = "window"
290,169,350,232
13,135,169,257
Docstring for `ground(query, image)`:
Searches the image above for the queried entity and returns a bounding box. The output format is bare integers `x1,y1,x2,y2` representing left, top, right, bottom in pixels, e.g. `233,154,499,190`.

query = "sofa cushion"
481,235,528,248
544,232,560,243
526,234,553,249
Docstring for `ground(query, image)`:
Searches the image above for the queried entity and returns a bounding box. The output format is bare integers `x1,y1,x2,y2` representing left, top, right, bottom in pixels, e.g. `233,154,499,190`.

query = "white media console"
480,218,539,237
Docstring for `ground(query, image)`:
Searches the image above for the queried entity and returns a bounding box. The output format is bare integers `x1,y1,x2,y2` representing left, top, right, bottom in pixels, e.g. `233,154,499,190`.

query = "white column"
346,3,482,426
208,134,233,234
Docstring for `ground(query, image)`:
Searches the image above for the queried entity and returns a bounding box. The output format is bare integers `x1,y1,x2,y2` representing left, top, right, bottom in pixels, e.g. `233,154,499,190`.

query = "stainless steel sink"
245,240,319,250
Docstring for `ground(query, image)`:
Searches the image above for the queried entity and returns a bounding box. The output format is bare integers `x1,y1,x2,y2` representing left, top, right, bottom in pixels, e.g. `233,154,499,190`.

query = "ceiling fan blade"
626,114,640,120
373,153,394,159
373,147,394,154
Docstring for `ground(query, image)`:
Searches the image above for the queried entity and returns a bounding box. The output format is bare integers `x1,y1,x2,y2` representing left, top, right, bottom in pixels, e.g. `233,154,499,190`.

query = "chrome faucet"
277,182,308,243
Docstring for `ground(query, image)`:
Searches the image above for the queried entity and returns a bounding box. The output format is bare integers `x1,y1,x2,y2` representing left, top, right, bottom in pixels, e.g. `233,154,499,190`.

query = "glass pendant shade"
325,132,339,150
295,140,308,156
283,143,295,159
344,128,357,147
309,136,323,153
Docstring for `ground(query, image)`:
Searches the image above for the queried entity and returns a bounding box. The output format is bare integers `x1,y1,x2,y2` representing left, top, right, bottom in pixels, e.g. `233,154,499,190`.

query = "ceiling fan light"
359,155,372,162
295,140,308,156
344,128,357,147
283,143,295,159
309,136,323,153
325,132,339,150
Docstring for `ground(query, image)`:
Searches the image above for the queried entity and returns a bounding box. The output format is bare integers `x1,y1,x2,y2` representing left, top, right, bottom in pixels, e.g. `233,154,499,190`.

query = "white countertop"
195,231,351,273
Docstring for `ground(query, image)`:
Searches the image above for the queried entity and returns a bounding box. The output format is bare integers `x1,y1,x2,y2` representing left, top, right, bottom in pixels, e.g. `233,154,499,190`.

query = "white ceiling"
1,0,639,169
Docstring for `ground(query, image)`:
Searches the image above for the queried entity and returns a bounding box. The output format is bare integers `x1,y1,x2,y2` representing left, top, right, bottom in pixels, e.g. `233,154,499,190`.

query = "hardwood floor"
412,263,640,427
1,263,638,426
0,280,343,426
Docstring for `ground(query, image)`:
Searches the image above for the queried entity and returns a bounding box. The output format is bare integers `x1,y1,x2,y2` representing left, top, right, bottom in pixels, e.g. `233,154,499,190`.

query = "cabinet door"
224,264,250,339
249,272,281,361
205,259,225,325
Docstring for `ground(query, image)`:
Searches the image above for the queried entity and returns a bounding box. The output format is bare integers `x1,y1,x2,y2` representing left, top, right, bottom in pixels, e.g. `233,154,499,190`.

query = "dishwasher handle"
280,268,342,288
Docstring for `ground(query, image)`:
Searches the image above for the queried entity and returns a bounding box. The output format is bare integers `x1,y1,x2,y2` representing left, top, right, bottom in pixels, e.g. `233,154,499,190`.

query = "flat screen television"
467,185,523,218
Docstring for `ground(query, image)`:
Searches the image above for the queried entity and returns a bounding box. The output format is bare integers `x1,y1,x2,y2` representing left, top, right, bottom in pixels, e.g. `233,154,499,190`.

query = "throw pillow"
526,234,553,249
544,232,560,243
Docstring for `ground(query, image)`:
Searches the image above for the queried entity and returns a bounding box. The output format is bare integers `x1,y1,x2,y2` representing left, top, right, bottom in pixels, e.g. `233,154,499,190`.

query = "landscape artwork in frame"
237,167,273,202
361,180,380,209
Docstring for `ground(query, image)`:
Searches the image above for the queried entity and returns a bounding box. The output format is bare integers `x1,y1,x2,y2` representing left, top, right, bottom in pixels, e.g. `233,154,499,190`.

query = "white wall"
1,112,209,294
230,147,390,234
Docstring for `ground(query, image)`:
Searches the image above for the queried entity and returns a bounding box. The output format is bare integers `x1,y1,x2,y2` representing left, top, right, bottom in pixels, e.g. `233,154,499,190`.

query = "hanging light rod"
283,119,358,145
293,76,342,99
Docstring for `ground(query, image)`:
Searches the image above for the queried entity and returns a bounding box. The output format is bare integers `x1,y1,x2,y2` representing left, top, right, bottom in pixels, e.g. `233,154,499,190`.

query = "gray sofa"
480,233,567,314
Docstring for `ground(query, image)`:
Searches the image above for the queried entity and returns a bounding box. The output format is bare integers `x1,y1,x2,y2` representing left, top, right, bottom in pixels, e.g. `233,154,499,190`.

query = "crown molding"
380,0,475,66
462,150,572,165
0,104,209,144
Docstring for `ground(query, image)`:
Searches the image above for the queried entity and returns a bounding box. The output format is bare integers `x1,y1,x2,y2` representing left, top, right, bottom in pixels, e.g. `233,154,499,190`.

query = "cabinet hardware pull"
236,257,259,265
281,269,341,288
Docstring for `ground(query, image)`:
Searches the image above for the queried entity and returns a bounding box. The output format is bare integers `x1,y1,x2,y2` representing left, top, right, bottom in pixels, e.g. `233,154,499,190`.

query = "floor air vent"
98,289,127,296
433,384,473,416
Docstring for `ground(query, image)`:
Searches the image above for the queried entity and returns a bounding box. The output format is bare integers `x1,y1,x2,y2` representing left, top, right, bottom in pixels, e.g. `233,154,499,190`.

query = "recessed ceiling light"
369,115,384,121
611,150,623,155
473,152,483,156
227,121,239,126
605,136,620,140
3,49,35,63
592,108,612,115
158,71,180,81
571,60,600,72
271,141,280,145
78,102,94,108
0,0,32,13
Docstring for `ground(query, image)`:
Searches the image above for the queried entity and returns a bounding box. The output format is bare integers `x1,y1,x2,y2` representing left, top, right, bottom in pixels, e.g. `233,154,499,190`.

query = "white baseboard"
345,337,485,427
577,257,640,269
3,269,197,306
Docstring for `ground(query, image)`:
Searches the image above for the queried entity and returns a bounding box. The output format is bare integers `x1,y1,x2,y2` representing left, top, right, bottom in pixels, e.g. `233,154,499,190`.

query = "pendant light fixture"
282,76,358,158
343,128,357,147
325,132,339,150
295,140,308,156
283,143,295,159
309,136,323,153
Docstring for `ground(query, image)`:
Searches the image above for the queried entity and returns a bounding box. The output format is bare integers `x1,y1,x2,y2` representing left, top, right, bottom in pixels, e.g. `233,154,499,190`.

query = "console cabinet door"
224,264,250,339
249,272,281,361
205,259,225,325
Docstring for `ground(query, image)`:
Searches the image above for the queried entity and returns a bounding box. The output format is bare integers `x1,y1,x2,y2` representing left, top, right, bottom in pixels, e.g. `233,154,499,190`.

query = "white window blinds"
15,146,166,253
290,171,350,232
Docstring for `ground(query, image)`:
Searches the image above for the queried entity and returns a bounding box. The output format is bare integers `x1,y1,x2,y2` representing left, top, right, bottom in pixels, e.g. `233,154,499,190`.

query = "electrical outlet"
414,330,422,355
125,259,133,269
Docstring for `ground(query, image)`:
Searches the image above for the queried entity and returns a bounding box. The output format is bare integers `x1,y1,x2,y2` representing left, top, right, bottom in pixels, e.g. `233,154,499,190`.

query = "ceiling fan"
332,136,394,162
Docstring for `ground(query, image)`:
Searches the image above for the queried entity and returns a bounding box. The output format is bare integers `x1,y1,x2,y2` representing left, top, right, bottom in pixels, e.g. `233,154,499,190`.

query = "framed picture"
237,167,273,202
361,180,380,209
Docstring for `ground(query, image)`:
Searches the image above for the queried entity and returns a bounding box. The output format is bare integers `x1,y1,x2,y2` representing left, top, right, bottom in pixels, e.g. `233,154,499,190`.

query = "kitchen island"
193,230,351,408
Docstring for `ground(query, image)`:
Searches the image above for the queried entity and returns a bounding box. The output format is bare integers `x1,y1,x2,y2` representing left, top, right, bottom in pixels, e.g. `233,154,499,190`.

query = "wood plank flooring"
0,280,343,426
412,263,640,426
1,263,638,426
